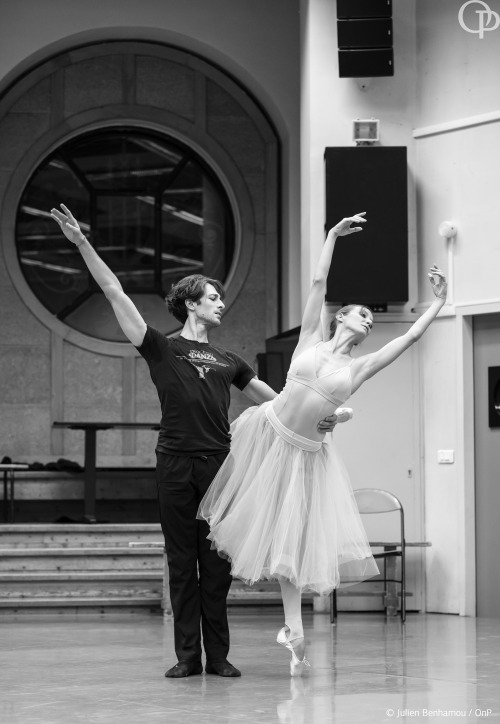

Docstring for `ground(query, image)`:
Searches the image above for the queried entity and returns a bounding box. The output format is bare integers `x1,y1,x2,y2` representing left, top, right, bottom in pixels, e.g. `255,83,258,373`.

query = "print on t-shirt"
178,348,231,380
135,326,256,455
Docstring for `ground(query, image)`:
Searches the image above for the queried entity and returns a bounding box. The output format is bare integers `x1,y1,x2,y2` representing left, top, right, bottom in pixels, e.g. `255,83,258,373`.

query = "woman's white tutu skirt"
198,401,379,595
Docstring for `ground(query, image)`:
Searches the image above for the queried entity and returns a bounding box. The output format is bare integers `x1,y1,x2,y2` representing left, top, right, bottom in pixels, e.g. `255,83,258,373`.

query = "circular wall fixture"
0,41,279,357
16,126,235,343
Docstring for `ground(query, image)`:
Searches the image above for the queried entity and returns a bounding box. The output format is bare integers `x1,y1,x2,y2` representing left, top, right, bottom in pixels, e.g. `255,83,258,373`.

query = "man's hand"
317,407,353,433
50,204,86,246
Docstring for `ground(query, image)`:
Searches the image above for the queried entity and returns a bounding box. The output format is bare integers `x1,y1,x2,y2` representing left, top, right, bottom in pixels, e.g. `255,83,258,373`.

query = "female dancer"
198,212,447,675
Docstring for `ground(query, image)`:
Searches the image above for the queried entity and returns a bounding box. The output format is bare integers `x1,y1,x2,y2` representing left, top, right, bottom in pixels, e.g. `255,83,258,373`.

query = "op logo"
458,1,500,38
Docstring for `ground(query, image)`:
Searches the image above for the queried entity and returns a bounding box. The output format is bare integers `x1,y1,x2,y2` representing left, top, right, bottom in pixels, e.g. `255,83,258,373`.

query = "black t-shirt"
136,326,256,456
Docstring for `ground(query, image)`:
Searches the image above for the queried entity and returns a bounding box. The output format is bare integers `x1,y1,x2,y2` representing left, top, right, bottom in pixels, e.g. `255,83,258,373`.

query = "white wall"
416,0,500,129
0,0,302,327
301,0,500,614
415,0,500,306
299,0,430,611
415,0,500,614
420,316,461,613
300,0,418,323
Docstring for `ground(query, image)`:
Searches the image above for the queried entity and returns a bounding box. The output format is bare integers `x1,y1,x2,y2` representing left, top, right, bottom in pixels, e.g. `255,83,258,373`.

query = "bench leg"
83,428,97,523
8,471,15,524
330,590,338,625
3,471,8,523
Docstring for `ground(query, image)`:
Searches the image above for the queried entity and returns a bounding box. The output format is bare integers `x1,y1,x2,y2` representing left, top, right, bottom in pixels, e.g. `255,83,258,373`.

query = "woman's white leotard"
197,341,379,593
272,342,353,440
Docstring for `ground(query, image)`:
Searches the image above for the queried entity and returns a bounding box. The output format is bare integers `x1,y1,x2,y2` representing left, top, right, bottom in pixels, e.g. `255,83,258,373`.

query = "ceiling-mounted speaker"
337,0,392,19
337,0,394,78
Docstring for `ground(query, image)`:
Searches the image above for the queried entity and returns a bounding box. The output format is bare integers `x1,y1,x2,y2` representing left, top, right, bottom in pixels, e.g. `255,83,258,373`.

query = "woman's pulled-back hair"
166,274,225,323
329,304,373,339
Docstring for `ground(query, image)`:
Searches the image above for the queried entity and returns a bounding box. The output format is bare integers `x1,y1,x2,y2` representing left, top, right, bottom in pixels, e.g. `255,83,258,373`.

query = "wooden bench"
1,468,156,524
53,422,160,523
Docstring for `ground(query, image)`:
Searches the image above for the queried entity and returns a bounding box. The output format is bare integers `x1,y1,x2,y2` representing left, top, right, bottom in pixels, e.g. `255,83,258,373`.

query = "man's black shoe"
205,660,241,677
165,661,203,678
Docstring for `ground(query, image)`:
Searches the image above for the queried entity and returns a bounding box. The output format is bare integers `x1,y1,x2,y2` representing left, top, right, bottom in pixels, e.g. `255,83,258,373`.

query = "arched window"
16,128,234,341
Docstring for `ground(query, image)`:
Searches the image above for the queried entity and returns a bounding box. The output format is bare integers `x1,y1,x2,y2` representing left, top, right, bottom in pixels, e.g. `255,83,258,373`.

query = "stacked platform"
0,524,287,612
0,524,164,611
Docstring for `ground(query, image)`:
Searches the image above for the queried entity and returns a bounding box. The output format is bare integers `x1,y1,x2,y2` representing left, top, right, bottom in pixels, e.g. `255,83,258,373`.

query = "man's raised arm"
50,204,147,347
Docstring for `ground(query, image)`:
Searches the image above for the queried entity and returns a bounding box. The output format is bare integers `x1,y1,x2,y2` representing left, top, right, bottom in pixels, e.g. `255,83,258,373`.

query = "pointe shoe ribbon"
277,627,311,677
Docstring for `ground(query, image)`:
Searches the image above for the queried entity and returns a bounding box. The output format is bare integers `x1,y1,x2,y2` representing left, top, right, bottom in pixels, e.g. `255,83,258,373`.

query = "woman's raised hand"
330,212,367,237
428,265,447,300
50,204,85,246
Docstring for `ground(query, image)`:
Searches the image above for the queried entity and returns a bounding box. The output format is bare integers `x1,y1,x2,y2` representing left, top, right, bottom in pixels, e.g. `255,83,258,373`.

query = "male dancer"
50,204,347,678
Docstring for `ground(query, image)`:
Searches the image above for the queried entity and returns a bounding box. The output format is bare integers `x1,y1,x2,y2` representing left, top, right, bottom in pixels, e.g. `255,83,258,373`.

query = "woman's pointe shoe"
277,627,311,677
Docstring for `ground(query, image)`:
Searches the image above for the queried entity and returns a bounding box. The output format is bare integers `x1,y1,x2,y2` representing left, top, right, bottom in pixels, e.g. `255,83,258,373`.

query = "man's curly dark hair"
165,274,226,323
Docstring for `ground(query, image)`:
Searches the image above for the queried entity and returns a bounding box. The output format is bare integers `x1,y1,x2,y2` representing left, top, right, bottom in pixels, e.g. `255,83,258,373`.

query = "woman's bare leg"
278,578,305,660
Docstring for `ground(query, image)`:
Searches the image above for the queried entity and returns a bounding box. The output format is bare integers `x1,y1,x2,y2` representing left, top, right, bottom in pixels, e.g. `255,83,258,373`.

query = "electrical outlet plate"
437,450,454,464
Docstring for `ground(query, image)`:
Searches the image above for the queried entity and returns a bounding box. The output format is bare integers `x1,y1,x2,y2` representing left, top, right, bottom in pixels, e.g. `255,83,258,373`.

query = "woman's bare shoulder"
292,332,322,362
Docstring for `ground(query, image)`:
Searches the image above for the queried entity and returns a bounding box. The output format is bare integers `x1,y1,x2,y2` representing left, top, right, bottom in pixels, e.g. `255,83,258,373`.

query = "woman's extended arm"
50,204,147,346
351,265,447,392
293,213,366,359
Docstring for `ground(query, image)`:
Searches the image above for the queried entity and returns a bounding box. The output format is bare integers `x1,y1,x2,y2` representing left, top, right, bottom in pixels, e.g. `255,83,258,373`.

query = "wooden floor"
1,610,499,723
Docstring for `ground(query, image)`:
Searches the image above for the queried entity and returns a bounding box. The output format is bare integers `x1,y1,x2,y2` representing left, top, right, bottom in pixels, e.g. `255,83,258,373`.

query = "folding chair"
330,488,406,623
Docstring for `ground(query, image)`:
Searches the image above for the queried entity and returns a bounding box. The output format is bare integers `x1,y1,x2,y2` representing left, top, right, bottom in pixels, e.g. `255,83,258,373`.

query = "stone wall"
0,41,279,467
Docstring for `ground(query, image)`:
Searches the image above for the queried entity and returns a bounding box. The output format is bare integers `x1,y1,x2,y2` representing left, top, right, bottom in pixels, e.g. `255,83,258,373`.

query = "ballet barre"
53,422,160,523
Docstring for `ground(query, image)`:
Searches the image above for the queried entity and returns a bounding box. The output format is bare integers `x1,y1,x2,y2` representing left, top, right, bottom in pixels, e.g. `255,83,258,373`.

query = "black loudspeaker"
337,0,393,77
337,18,392,48
324,147,408,305
337,0,392,19
338,49,393,78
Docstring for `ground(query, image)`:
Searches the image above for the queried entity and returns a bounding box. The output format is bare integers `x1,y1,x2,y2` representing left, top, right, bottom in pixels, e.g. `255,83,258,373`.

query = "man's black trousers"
156,452,233,664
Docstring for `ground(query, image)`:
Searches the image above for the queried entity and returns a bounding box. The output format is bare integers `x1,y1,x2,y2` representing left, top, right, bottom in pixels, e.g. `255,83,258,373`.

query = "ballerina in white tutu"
198,212,447,676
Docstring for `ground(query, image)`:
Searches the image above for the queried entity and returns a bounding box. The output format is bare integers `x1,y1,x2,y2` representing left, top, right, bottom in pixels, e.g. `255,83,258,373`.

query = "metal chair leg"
330,589,338,624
